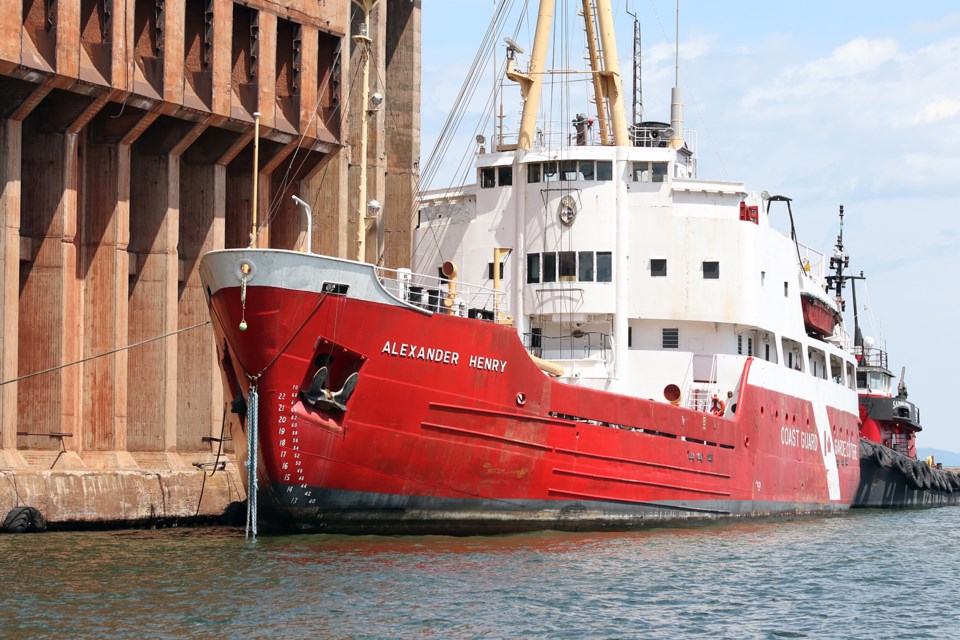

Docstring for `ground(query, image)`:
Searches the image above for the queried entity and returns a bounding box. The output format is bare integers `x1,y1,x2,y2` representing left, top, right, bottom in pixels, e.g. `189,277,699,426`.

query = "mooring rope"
245,384,259,540
0,321,211,387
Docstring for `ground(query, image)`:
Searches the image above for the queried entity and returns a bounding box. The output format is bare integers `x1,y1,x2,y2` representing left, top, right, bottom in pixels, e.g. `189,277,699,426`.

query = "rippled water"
2,509,959,638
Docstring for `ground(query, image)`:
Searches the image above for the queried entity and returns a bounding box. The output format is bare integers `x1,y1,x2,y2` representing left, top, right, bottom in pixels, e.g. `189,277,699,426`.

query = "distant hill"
918,448,960,467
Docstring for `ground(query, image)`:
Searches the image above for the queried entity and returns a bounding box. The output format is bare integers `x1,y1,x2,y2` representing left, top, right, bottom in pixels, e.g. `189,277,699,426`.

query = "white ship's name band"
380,341,508,373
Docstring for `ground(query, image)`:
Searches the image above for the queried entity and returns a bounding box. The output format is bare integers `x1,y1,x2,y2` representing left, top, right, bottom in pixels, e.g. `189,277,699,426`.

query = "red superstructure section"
209,283,859,533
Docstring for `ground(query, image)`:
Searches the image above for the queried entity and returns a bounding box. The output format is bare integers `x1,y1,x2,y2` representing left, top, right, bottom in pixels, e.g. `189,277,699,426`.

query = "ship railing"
523,331,611,363
685,387,718,413
796,243,826,280
375,266,505,319
853,346,888,369
684,354,720,412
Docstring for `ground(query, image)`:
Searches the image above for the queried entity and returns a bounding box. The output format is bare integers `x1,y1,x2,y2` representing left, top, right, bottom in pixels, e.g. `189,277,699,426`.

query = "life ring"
710,397,726,416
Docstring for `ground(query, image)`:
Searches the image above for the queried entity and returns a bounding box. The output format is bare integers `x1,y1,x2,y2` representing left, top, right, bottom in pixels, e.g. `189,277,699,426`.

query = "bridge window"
498,166,513,186
559,251,577,280
528,163,541,183
580,161,595,180
543,162,559,182
526,253,540,283
542,252,557,282
579,251,594,281
596,252,612,282
480,167,495,188
561,161,579,181
632,161,669,183
596,161,613,181
527,251,612,284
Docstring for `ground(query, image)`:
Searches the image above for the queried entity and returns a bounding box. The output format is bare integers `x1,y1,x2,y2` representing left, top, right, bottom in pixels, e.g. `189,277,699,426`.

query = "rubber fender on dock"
1,506,47,533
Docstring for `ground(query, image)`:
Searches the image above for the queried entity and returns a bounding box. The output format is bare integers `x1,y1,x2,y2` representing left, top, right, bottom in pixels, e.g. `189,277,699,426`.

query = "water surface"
2,509,958,638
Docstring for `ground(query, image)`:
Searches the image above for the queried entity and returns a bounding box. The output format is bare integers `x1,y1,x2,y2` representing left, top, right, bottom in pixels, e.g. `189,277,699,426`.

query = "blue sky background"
419,1,960,452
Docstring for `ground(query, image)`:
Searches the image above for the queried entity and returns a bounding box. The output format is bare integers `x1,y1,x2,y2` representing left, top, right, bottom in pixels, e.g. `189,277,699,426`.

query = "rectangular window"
543,162,558,182
632,161,648,182
765,343,770,361
498,166,513,186
579,160,595,181
703,261,720,279
578,251,594,281
488,262,505,280
531,327,542,349
628,326,633,347
480,167,495,188
662,328,679,349
596,161,613,181
651,258,667,277
784,282,789,297
526,253,540,283
559,251,576,280
561,160,579,181
542,252,557,283
789,352,794,369
528,163,541,183
652,162,668,183
737,335,742,355
747,337,753,357
596,252,612,282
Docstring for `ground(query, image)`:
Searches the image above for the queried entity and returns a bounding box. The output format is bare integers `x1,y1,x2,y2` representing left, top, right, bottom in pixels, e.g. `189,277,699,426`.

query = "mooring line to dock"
0,320,211,387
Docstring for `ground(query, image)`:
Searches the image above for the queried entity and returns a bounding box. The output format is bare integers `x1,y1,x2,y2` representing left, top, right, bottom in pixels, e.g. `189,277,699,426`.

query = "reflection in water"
1,510,959,638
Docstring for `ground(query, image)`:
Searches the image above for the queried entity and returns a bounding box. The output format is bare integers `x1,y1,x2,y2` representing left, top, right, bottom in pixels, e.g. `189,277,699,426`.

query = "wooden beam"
216,129,254,167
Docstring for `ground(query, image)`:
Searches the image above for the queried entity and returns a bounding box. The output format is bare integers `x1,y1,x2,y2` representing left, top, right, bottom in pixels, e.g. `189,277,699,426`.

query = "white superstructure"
416,132,856,415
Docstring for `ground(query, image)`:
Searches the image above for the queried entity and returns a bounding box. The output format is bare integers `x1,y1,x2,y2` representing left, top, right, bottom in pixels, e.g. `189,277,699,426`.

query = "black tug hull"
854,439,960,508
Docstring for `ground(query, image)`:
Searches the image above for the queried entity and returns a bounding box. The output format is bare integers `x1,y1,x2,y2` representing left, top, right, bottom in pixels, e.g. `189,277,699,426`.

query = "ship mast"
507,0,629,147
593,1,630,145
506,0,554,149
825,204,866,349
581,0,610,145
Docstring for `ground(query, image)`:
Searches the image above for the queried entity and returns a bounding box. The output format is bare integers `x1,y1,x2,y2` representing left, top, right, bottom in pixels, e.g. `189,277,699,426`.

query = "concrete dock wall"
0,0,420,527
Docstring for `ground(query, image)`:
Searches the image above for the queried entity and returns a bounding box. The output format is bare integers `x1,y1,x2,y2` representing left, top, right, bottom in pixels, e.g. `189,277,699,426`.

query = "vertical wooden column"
383,0,421,269
0,118,22,465
177,159,225,451
18,118,82,461
79,141,131,465
127,149,179,458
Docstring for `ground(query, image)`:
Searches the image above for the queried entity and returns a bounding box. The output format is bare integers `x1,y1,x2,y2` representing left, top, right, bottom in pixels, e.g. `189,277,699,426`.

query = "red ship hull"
204,252,859,534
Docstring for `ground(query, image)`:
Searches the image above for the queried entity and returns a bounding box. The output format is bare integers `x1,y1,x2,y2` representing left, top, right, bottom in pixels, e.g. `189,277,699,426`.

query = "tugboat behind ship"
834,222,960,506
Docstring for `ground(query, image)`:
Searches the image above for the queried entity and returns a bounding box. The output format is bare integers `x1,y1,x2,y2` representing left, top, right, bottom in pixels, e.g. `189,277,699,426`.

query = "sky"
419,1,960,452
